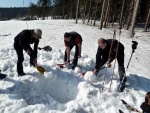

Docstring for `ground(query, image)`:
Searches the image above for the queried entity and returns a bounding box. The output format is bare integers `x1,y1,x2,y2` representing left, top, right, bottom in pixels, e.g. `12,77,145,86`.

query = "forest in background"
0,0,149,36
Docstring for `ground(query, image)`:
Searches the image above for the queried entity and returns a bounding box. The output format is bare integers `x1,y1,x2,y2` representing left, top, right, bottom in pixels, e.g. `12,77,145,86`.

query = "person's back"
14,30,31,45
106,39,124,55
69,31,81,38
64,31,82,47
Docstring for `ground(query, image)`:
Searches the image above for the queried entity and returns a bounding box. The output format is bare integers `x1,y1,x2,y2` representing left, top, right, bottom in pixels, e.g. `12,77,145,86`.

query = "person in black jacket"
14,29,42,76
93,38,126,89
140,91,150,113
64,31,82,70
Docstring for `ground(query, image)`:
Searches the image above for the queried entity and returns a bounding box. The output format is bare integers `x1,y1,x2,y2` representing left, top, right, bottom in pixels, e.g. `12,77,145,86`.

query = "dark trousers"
64,45,79,66
14,45,24,74
117,55,125,78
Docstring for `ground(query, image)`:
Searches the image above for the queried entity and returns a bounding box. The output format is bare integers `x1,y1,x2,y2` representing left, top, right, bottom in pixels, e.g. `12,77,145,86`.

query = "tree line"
0,0,149,35
29,0,149,34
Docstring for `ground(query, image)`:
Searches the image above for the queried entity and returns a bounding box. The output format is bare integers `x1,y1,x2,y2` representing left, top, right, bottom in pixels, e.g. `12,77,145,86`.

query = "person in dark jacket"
140,92,150,113
64,31,82,70
93,38,126,90
14,29,42,76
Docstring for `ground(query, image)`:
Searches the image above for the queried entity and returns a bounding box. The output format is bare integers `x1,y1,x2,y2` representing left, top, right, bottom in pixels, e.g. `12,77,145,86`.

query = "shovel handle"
56,59,75,66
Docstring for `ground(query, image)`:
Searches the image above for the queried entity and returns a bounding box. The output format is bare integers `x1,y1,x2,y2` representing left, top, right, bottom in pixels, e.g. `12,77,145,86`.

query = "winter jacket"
14,30,39,58
64,31,82,47
95,39,124,69
140,102,150,113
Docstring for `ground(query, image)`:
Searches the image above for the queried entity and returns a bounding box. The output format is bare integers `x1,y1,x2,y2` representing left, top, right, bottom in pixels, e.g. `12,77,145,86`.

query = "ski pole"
126,41,138,69
121,100,142,113
118,41,138,92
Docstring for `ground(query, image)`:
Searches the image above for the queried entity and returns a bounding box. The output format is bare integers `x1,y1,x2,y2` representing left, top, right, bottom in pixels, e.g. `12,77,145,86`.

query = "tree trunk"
126,0,134,30
107,14,110,26
75,0,80,23
103,0,110,28
143,8,150,32
93,1,98,26
100,0,106,30
130,0,140,38
70,0,74,19
119,0,125,30
111,15,114,27
65,0,69,19
87,0,92,24
111,7,116,28
63,5,65,19
83,0,88,24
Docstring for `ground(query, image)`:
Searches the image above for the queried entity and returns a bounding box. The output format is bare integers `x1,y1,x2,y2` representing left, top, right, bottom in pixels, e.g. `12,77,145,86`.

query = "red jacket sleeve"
76,36,82,44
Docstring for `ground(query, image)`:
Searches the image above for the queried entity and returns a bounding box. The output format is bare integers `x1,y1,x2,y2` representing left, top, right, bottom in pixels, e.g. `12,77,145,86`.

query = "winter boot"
0,73,7,79
18,72,26,77
118,82,126,92
71,64,76,70
118,76,127,92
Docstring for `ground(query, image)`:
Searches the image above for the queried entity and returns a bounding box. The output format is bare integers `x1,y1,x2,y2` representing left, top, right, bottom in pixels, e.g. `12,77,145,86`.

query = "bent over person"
93,38,126,92
64,31,82,70
14,29,42,76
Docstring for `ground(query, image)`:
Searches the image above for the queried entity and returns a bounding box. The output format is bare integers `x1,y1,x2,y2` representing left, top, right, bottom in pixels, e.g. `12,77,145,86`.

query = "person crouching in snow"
64,31,82,70
93,38,126,92
140,91,150,113
14,29,42,76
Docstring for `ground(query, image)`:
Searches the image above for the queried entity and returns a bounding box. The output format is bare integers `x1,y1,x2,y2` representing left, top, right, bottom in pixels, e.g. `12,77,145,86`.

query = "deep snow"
0,20,150,113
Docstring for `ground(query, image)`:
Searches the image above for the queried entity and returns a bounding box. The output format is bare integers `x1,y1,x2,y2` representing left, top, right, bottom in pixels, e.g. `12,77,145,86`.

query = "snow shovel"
38,46,52,52
34,63,46,74
57,59,74,68
57,57,81,68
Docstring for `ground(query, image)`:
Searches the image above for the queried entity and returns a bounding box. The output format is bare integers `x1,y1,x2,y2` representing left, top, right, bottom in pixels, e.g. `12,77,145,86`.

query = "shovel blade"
36,65,45,74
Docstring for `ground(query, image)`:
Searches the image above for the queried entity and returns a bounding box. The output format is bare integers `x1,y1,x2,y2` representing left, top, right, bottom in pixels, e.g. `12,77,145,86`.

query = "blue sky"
0,0,38,8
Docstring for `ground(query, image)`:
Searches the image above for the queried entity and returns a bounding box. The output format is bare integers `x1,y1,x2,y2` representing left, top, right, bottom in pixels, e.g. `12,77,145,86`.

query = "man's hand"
30,57,37,67
106,62,111,67
65,59,70,64
33,58,37,64
78,55,81,58
27,49,31,55
93,69,97,75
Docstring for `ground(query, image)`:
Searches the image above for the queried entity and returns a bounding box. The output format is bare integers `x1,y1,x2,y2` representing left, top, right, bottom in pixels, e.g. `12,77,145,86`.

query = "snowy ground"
0,20,150,113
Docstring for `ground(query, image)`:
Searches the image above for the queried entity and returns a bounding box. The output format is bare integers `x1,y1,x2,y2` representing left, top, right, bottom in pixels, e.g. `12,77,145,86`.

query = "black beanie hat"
64,32,70,38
